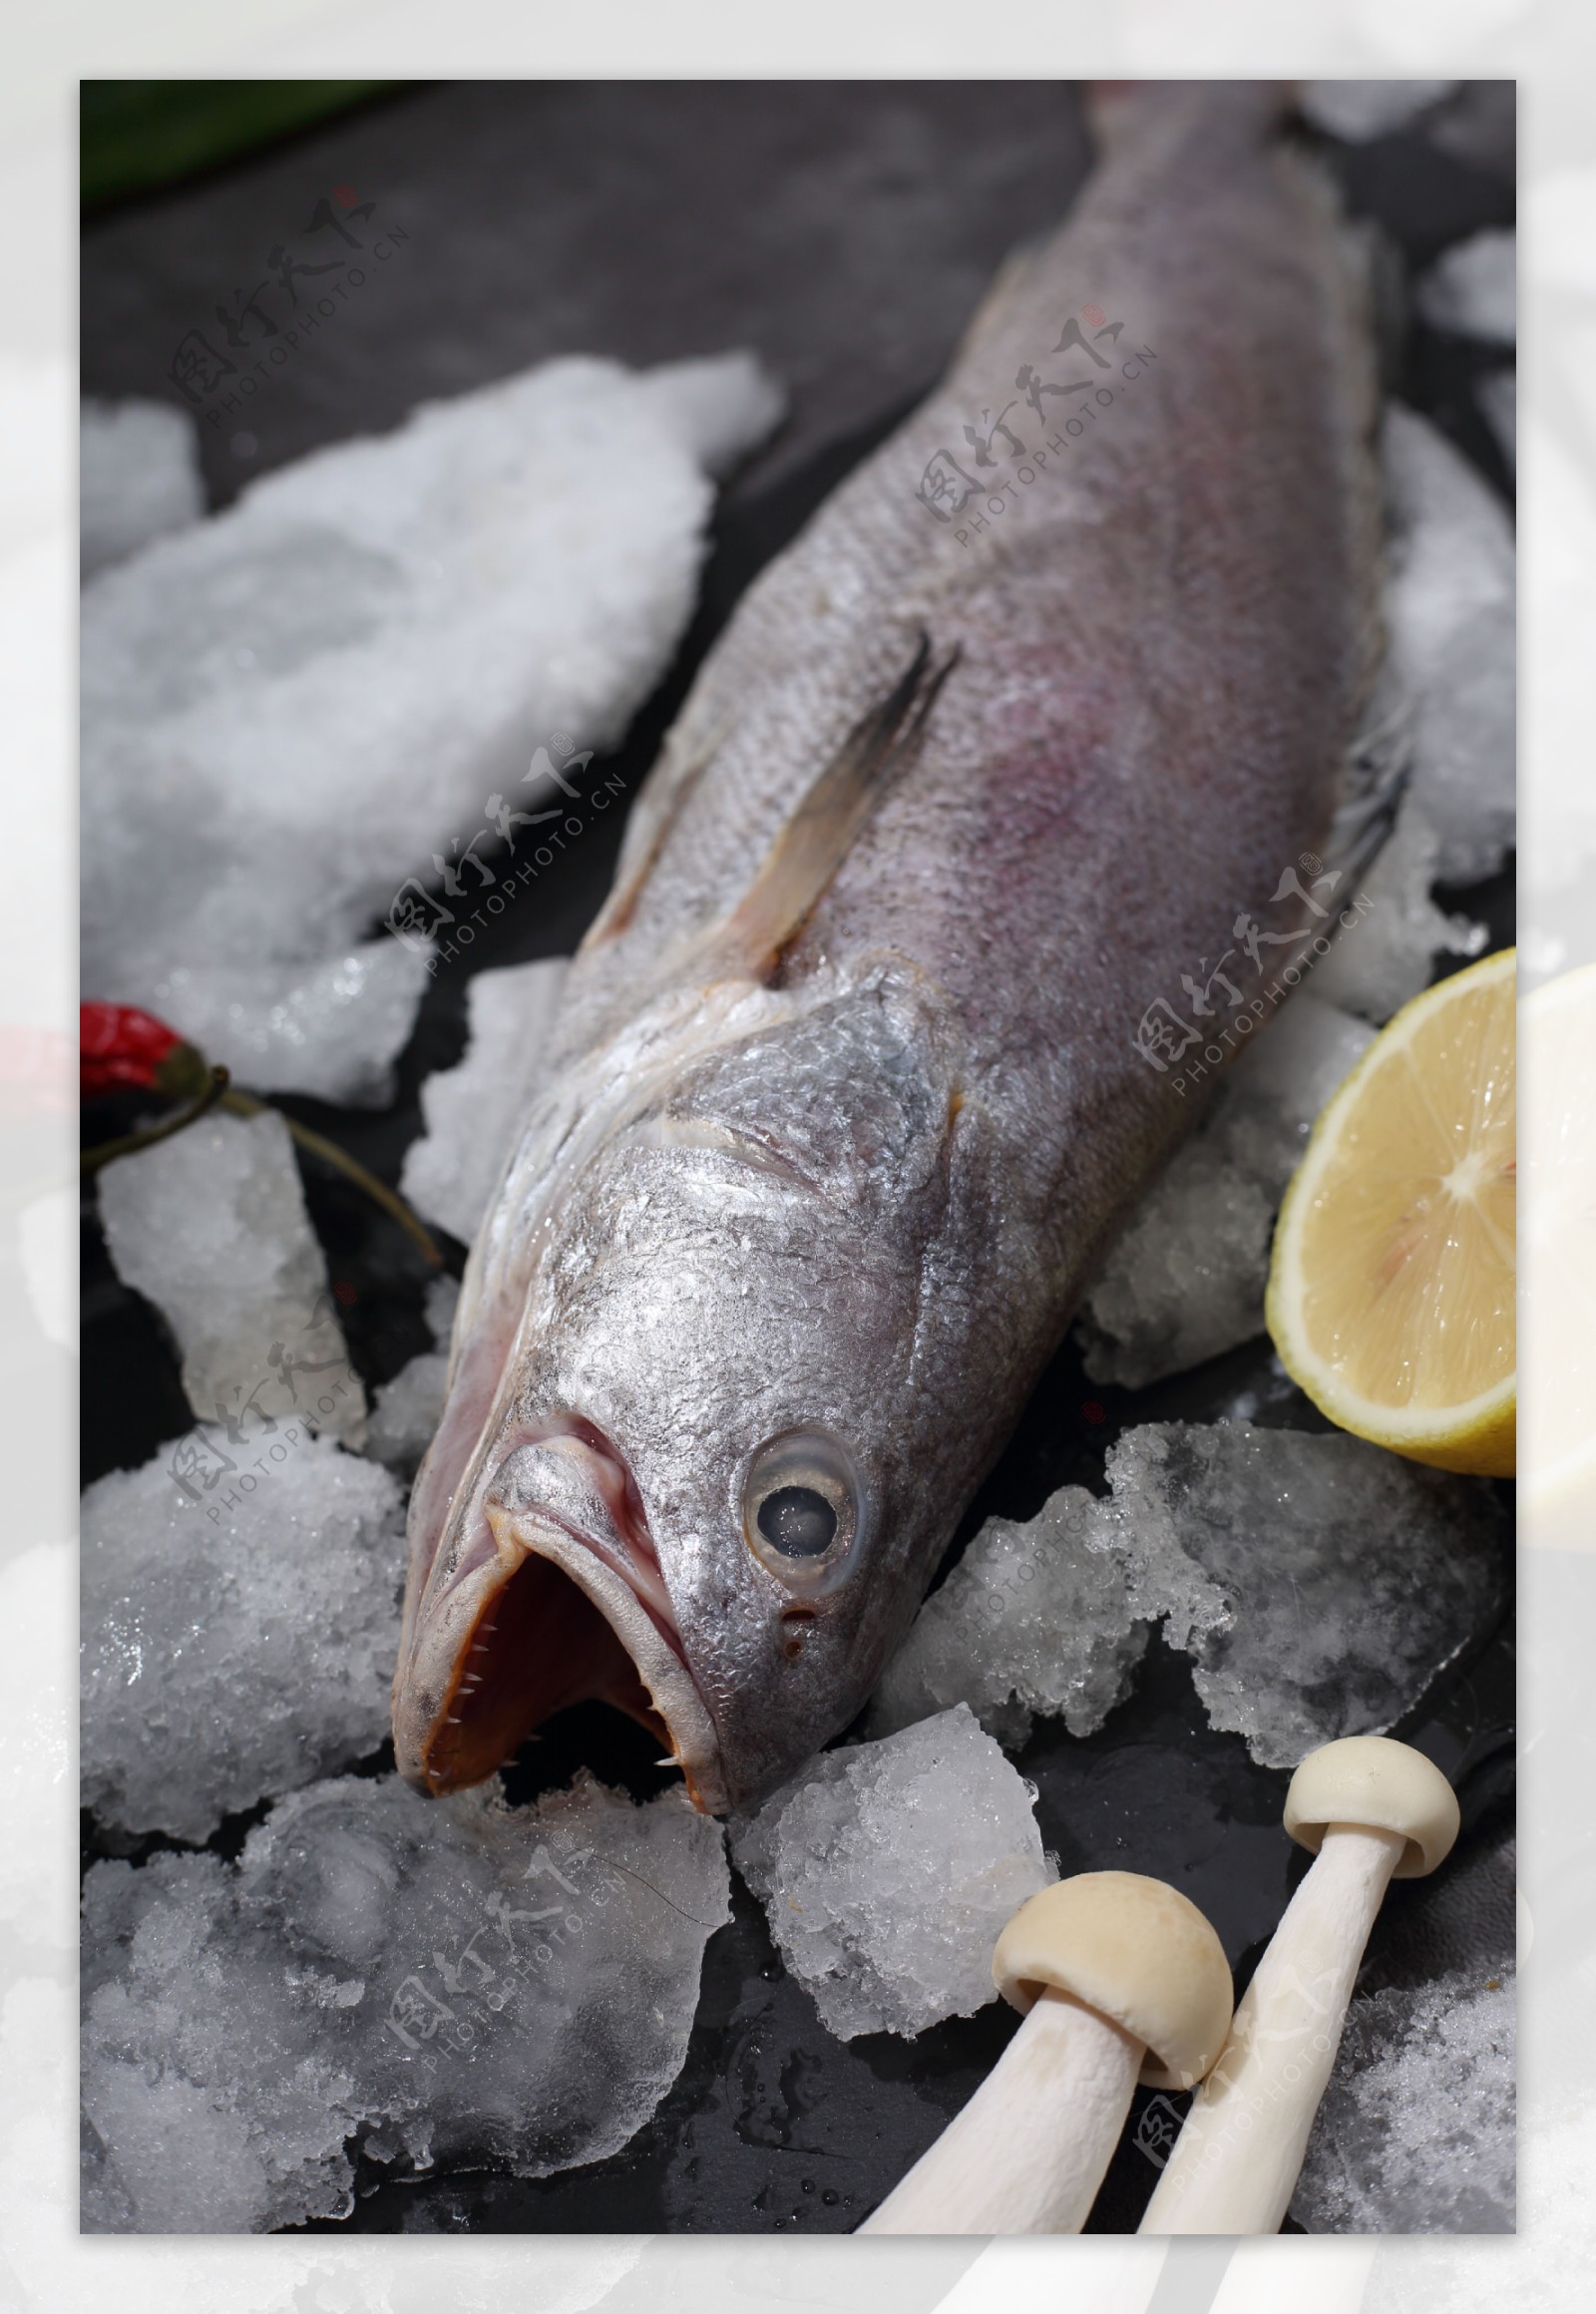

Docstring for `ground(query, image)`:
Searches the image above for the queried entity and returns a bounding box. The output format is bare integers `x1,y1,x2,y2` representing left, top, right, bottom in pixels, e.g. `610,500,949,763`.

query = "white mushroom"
1139,1734,1460,2235
861,1871,1234,2234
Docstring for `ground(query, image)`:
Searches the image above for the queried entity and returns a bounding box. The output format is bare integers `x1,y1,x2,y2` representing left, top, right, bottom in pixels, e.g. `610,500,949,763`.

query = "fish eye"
743,1428,864,1589
758,1487,836,1558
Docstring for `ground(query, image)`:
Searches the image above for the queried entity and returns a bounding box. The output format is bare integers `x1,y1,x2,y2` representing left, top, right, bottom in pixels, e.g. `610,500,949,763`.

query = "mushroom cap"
992,1871,1234,2092
1284,1736,1459,1879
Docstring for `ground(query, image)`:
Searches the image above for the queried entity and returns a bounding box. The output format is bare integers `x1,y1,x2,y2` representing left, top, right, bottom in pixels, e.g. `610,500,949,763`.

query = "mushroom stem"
1138,1822,1405,2235
862,1988,1144,2235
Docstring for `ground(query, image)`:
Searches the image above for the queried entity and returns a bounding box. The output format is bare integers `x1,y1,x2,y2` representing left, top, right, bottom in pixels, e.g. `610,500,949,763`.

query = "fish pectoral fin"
707,630,961,981
1321,654,1415,894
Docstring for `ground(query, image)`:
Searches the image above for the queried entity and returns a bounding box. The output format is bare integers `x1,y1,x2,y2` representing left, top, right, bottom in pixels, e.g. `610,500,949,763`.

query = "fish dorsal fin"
707,631,960,981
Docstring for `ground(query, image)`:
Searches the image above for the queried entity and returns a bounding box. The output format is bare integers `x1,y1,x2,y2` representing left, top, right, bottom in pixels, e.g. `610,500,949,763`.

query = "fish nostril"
779,1604,817,1661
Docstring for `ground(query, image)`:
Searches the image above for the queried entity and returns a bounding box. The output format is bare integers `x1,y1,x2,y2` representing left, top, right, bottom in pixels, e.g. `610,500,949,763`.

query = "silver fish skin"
393,83,1383,1814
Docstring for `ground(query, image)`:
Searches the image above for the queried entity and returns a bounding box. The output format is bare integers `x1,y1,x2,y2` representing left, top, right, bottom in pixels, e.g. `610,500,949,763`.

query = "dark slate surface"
81,80,1092,509
80,80,1515,2235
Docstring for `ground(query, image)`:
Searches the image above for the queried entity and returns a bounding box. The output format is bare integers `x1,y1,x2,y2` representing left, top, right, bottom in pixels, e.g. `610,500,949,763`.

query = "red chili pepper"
80,1003,209,1101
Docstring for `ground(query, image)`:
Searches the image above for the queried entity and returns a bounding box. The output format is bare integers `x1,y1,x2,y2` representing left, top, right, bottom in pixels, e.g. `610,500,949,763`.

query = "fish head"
393,964,998,1813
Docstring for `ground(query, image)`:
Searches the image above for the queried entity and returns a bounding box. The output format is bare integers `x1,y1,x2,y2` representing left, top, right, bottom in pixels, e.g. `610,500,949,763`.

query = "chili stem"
80,1066,230,1175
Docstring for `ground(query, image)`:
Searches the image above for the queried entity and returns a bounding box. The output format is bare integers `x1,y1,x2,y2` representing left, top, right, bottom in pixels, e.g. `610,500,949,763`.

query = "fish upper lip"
428,1420,685,1661
500,1490,686,1669
399,1417,728,1811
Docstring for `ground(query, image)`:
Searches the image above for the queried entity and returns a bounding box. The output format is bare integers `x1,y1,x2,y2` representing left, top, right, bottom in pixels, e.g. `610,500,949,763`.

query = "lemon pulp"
1267,949,1515,1475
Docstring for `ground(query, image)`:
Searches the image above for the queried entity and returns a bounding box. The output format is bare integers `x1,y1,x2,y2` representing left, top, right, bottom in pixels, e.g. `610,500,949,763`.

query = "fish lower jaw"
394,1506,729,1817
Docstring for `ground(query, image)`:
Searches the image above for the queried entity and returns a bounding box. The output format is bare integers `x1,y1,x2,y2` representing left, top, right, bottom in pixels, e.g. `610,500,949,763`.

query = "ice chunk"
1291,1972,1514,2231
81,352,783,1104
80,397,203,578
1105,1421,1505,1769
1077,995,1376,1386
366,1274,461,1475
1477,369,1515,477
1381,404,1515,884
1300,82,1453,142
80,1429,405,1843
95,1105,366,1446
634,353,786,477
731,1706,1051,2040
868,1488,1146,1748
146,941,434,1110
81,1769,730,2231
1312,799,1486,1023
401,957,569,1245
1417,228,1516,346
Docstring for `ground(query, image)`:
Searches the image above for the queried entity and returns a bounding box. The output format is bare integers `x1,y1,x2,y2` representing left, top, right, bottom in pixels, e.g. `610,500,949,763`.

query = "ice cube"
1416,228,1516,346
80,1769,730,2231
1077,995,1376,1386
80,397,203,579
868,1487,1146,1748
1291,1972,1514,2231
81,352,783,1104
1105,1421,1506,1769
731,1706,1052,2040
80,1428,406,1842
1299,82,1454,142
1312,798,1486,1024
401,957,569,1245
95,1105,366,1446
1380,404,1515,885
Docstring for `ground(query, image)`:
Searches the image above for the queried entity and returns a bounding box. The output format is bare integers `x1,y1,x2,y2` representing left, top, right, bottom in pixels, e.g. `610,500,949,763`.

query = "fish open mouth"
394,1420,728,1814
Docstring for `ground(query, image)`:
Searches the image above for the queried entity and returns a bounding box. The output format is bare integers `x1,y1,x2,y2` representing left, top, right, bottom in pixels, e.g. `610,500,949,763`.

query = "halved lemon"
1266,948,1515,1476
1520,959,1596,1548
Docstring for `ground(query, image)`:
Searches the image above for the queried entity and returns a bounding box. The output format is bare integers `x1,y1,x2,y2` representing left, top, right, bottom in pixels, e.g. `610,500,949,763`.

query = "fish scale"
393,82,1387,1815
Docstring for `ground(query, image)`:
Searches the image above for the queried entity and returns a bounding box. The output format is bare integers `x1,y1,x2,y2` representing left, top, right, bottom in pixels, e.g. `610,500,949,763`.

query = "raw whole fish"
393,82,1386,1812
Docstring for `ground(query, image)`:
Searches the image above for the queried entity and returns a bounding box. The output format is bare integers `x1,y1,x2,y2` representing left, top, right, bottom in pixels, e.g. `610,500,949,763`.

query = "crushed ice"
1312,797,1486,1022
1416,227,1515,346
872,1422,1504,1772
1291,1971,1515,2231
1077,994,1375,1387
1108,1422,1505,1768
81,1431,406,1844
81,1770,730,2231
1299,83,1454,142
80,396,203,578
96,1106,367,1447
731,1705,1052,2040
81,353,782,1103
401,957,570,1245
868,1488,1146,1748
1379,403,1515,888
365,1273,461,1476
